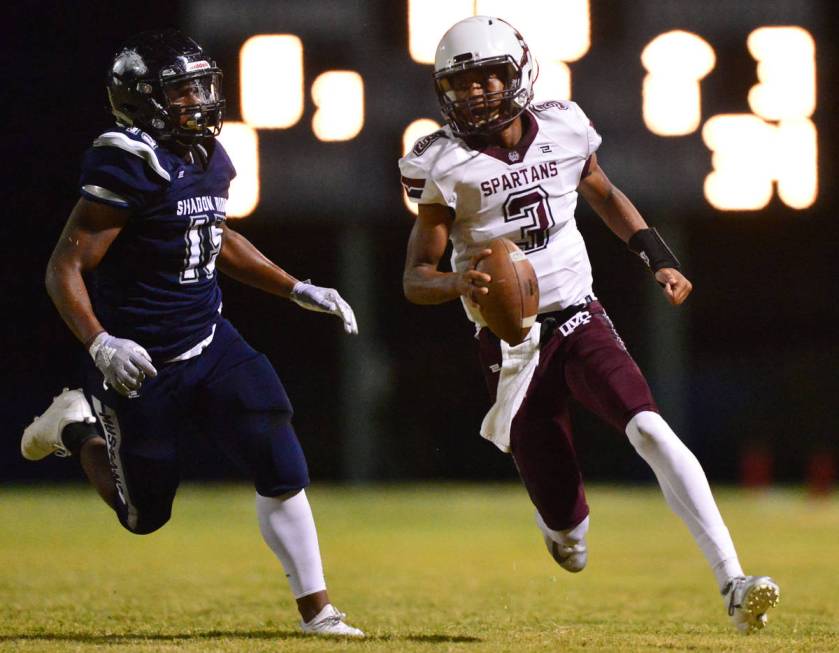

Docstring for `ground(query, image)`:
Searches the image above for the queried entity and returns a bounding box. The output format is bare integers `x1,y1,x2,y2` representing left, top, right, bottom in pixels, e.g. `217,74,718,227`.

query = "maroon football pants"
478,301,657,531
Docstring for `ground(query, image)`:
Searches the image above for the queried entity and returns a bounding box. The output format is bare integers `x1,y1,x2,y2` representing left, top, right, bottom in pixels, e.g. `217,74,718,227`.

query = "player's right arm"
45,198,126,347
402,203,491,305
46,198,158,395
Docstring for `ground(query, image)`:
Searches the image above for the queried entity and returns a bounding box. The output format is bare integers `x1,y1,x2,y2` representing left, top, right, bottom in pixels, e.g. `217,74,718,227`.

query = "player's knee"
257,485,307,501
625,410,674,455
256,473,309,499
117,505,172,535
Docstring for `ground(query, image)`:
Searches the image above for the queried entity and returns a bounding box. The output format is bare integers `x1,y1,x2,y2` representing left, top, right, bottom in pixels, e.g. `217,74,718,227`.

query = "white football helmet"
434,16,536,137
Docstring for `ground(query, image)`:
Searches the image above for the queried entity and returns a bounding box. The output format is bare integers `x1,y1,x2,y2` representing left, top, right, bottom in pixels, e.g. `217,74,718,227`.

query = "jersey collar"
465,109,538,165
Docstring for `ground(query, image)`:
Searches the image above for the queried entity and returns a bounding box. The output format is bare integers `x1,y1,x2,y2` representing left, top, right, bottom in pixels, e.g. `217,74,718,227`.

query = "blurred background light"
310,71,365,142
216,121,260,218
401,118,442,215
642,31,715,136
408,0,473,64
747,27,816,121
408,0,590,97
775,118,818,209
240,34,304,129
476,0,590,62
702,114,776,210
533,60,571,102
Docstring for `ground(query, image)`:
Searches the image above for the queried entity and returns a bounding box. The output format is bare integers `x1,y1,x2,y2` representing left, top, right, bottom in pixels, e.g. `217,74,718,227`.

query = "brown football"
474,238,540,346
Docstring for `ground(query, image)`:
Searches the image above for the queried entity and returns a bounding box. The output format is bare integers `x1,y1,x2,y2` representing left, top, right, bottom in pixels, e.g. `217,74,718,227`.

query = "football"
474,238,539,346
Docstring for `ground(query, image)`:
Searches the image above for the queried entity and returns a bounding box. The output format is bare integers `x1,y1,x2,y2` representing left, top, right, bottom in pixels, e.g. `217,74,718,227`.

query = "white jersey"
399,100,601,325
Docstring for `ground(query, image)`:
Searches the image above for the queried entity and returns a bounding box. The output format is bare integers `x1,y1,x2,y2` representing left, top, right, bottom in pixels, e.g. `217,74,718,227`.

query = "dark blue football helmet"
107,29,224,145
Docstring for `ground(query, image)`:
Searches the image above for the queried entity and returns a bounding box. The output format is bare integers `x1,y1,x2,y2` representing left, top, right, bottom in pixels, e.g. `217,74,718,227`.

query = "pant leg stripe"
91,397,139,531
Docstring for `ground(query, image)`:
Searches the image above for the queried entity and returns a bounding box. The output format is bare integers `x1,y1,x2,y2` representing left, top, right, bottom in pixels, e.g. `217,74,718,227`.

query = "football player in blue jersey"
21,29,363,637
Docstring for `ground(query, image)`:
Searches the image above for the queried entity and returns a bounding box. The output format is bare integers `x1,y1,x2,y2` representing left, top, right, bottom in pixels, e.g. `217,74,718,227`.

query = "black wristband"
628,228,680,272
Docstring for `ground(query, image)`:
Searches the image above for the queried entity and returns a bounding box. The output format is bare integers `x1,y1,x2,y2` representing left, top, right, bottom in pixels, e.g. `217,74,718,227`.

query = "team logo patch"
412,130,446,156
559,310,592,337
508,151,520,162
139,131,157,149
185,60,211,72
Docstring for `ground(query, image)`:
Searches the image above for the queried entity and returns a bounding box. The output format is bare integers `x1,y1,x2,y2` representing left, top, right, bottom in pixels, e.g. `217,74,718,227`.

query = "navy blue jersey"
79,126,236,361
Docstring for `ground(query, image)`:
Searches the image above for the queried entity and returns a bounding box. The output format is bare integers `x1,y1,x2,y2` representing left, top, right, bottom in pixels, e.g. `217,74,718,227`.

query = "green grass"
1,483,837,652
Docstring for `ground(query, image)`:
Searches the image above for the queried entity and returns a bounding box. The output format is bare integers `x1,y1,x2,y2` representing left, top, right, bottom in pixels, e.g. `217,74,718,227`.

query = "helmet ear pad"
433,16,536,137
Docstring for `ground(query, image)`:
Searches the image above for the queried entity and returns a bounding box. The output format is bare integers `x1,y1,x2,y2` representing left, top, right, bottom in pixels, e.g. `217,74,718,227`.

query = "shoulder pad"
93,129,171,182
210,139,237,180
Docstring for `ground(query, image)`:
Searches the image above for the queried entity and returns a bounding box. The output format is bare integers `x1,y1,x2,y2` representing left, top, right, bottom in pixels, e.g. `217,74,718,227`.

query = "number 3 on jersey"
503,186,556,253
181,213,224,283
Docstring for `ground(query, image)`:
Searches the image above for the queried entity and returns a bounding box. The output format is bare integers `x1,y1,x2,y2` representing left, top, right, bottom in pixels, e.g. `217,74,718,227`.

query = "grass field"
1,483,837,652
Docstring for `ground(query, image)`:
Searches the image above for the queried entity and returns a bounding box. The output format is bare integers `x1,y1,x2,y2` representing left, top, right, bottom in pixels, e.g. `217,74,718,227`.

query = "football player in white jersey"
400,16,779,634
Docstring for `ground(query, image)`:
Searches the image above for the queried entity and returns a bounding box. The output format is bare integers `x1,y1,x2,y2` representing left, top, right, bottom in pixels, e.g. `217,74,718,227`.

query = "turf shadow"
0,629,302,644
401,634,482,643
1,630,482,644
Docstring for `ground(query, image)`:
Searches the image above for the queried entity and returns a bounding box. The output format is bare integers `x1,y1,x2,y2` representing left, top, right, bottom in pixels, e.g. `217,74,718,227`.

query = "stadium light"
533,60,571,102
216,122,260,218
702,114,776,210
401,118,442,215
747,26,816,121
311,71,365,141
641,31,715,136
476,0,590,62
701,26,817,210
408,0,473,64
240,35,304,129
408,0,590,69
775,118,818,209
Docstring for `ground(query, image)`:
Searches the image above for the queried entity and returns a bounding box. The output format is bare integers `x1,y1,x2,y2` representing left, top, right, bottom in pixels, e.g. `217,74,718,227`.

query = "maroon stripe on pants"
480,302,657,532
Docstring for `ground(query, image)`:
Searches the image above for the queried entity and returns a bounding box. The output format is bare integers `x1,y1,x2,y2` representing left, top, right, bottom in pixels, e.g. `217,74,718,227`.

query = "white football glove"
88,332,158,398
290,281,358,335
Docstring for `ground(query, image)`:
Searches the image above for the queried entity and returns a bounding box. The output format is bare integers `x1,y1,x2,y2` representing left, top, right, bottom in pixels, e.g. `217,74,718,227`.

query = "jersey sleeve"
397,131,454,209
79,132,169,210
568,102,602,157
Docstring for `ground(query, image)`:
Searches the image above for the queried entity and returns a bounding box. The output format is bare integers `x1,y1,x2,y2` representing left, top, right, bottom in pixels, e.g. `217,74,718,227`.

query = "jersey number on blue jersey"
181,213,224,284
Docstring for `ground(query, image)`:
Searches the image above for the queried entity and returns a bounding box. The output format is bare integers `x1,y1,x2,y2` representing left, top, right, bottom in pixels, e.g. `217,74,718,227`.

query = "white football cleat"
722,575,780,634
543,533,588,573
300,604,364,637
21,388,95,460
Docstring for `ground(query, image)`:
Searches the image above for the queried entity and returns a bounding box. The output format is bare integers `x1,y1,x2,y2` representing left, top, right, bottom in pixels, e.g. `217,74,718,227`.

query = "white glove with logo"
290,281,359,335
88,332,158,398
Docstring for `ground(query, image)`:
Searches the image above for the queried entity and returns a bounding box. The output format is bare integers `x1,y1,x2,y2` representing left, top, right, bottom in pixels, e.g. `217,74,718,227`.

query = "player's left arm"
217,224,357,334
578,152,692,306
216,223,299,297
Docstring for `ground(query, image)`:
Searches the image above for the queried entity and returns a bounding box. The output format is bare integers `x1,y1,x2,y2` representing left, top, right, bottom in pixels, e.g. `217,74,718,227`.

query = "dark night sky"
4,1,838,485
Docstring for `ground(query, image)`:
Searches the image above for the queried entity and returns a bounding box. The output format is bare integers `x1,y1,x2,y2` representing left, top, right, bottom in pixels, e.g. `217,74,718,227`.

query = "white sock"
536,512,590,546
256,489,327,599
626,411,744,590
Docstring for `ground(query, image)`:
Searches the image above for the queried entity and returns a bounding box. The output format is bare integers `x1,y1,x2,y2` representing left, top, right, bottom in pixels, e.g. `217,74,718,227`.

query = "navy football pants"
84,318,309,534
